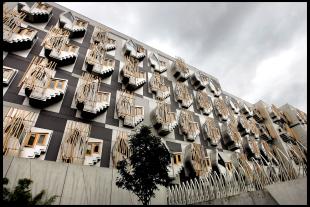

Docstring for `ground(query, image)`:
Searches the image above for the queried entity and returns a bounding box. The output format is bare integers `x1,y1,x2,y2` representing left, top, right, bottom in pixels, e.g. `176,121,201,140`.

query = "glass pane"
49,80,55,88
94,145,99,153
56,81,63,89
173,156,177,164
37,134,45,144
27,134,36,146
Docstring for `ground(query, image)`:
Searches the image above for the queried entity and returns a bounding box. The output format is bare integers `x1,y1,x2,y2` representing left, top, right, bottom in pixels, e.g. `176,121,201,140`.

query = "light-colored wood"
112,131,131,168
41,26,70,54
3,107,37,156
3,4,26,39
214,97,229,119
58,120,91,165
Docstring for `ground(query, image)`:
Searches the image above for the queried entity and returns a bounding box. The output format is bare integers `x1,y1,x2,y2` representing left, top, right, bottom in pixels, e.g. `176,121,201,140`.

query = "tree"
3,177,58,205
116,125,172,205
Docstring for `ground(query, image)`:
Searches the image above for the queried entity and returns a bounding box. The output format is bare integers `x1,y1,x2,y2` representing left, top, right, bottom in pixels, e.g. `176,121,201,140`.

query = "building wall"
3,1,307,199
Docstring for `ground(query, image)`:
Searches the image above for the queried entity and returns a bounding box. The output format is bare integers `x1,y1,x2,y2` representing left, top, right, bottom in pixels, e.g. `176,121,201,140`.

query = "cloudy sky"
58,2,307,112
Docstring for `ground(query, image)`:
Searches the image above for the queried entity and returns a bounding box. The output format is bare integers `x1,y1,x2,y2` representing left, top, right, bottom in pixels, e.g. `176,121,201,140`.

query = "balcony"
248,118,260,139
240,102,253,118
149,72,170,100
3,107,38,157
121,56,146,91
83,138,103,166
18,2,53,23
214,97,229,122
3,5,37,52
237,114,251,136
57,120,91,165
204,117,221,146
85,42,115,78
42,26,79,67
148,52,168,73
253,108,264,123
179,110,200,141
18,56,68,108
269,104,283,123
92,26,116,51
3,66,18,86
227,97,240,114
152,101,177,136
222,120,242,151
123,39,146,61
116,91,144,128
245,136,260,160
59,11,88,38
259,140,273,163
208,79,221,97
257,123,273,142
171,58,190,82
112,131,131,168
190,72,209,90
184,143,210,176
296,109,307,124
75,73,111,119
196,90,213,115
174,82,193,108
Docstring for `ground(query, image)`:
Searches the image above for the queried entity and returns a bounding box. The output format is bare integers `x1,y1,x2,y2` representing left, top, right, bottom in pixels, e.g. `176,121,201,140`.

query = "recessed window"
49,80,55,89
177,154,181,163
37,134,46,145
93,144,99,153
26,134,36,147
173,155,177,164
56,81,63,89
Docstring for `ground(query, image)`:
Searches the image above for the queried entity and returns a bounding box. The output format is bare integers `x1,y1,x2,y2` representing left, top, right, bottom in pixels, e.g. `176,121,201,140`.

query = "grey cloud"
57,2,307,112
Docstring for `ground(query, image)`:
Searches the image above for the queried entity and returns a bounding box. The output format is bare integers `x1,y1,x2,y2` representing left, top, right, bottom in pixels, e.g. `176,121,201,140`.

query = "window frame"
24,132,48,148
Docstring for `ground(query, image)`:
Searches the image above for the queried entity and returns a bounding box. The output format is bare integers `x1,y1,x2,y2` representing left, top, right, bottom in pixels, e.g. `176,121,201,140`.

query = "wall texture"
3,156,167,205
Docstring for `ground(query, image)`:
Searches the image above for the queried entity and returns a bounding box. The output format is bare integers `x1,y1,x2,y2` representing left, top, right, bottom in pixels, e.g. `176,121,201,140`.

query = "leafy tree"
116,125,172,205
3,177,58,205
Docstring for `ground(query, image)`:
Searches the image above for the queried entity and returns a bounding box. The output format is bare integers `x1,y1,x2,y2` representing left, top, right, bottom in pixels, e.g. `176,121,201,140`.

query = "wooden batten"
18,56,56,91
41,26,70,53
175,57,189,75
196,90,212,111
204,117,221,145
3,4,26,39
58,120,91,164
112,131,131,168
214,97,229,119
3,107,37,156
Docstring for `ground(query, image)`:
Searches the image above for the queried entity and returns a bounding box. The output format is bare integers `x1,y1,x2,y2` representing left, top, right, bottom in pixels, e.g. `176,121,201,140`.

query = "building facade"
3,2,307,204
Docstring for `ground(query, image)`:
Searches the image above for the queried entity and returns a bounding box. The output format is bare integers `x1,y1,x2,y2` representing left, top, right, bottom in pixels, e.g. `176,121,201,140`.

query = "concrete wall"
3,156,167,205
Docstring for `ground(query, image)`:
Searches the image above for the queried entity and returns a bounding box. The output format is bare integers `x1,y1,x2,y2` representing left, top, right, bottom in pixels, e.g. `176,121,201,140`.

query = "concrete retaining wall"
3,156,167,205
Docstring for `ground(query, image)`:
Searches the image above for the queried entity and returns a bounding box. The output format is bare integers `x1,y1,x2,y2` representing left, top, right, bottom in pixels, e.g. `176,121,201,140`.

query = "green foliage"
116,125,172,205
3,177,58,205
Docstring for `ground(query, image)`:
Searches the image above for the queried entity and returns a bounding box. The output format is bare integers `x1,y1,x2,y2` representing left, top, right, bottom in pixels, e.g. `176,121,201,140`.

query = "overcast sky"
58,2,307,112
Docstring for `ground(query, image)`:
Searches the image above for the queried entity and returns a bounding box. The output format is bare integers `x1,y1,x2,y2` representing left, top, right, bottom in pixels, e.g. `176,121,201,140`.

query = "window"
49,80,55,89
177,154,181,163
93,144,99,153
26,134,36,147
206,158,210,166
37,134,46,145
173,155,177,164
25,133,48,147
56,81,63,89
